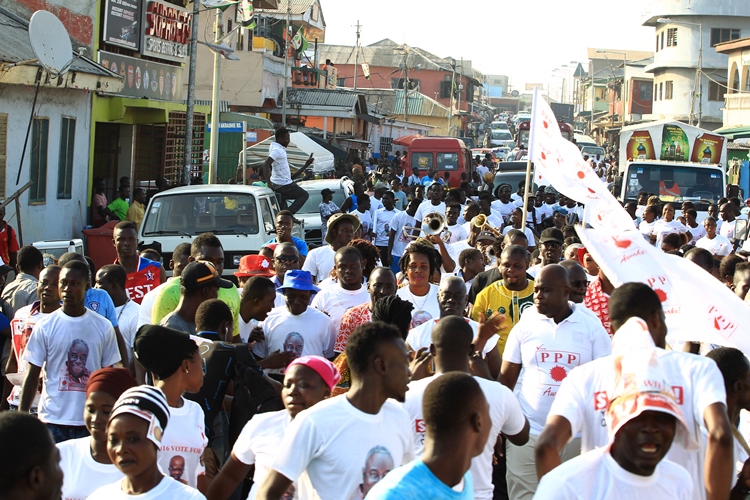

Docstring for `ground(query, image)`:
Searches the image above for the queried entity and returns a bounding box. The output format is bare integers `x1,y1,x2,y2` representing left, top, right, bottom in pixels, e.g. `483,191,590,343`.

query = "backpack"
227,345,284,448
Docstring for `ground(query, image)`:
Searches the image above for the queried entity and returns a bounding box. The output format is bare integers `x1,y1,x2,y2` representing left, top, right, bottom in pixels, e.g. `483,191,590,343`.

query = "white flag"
576,226,750,351
528,88,635,233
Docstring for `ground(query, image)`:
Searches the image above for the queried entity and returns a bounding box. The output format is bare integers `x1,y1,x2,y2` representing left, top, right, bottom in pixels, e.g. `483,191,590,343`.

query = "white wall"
1,85,91,244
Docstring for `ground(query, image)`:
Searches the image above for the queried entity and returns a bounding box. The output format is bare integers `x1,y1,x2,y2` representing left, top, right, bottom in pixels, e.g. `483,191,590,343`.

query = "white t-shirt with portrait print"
402,374,527,500
534,447,693,500
396,284,441,330
302,245,336,283
232,409,295,500
415,200,446,222
372,207,400,246
253,305,332,373
491,200,516,222
502,304,611,434
444,223,468,244
158,397,208,490
311,284,369,354
548,349,725,500
22,308,120,425
58,436,123,500
355,209,373,240
271,396,415,500
389,211,417,258
87,475,206,500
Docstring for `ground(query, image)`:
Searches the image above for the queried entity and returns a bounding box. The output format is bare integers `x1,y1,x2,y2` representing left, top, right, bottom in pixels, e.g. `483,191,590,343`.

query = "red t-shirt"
115,257,161,305
0,225,20,265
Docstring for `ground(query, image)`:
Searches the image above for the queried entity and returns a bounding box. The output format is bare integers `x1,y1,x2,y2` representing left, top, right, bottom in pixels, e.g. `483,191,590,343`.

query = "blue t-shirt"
264,236,309,257
85,288,119,328
365,459,473,499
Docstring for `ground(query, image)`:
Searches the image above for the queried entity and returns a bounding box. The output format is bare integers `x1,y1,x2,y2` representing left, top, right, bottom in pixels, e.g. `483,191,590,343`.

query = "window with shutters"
0,114,6,199
439,80,452,99
57,117,75,199
666,28,677,47
29,117,49,204
664,81,673,100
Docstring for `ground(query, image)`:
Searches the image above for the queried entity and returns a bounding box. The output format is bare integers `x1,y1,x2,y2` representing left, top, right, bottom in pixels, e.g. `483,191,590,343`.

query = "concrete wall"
0,0,95,48
1,85,91,243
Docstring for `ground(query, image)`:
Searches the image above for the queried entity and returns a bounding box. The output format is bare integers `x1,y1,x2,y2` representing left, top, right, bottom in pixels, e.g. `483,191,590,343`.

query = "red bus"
516,120,574,147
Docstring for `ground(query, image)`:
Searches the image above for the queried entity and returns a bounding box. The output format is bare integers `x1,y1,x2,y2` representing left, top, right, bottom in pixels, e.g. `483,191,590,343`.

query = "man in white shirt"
535,351,695,499
254,270,331,375
499,264,611,499
311,247,370,355
20,261,121,442
238,276,277,345
303,213,359,283
719,202,737,240
95,264,140,365
527,228,564,278
491,183,517,223
257,321,415,499
261,127,312,214
443,203,468,244
414,183,447,229
402,315,529,499
535,282,733,500
372,192,400,260
387,199,420,271
477,193,504,228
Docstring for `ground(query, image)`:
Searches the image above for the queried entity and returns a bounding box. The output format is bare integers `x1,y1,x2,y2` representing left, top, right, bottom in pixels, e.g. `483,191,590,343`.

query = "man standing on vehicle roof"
262,127,312,214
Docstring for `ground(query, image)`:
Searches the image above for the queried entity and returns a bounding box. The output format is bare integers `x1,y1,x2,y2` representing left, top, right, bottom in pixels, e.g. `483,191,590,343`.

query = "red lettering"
646,276,668,288
540,353,550,362
415,419,425,433
566,354,577,364
671,385,684,405
554,353,563,362
593,391,608,410
145,1,192,44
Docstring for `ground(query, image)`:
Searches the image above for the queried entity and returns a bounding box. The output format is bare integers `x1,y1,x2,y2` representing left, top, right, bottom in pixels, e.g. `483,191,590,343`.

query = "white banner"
529,88,635,233
576,226,750,351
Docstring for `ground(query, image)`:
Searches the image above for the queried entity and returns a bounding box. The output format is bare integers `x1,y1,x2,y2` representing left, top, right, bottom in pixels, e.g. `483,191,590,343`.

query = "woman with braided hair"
396,239,442,329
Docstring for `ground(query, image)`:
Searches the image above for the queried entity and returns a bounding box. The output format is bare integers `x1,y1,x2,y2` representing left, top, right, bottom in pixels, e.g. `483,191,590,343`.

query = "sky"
319,0,657,94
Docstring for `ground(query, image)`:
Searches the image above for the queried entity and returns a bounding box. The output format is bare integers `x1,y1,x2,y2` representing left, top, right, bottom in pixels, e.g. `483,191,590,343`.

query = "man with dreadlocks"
492,183,517,224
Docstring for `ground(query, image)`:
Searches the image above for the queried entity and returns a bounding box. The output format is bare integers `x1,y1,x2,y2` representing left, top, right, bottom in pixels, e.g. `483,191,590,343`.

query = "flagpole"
520,87,538,234
282,1,290,126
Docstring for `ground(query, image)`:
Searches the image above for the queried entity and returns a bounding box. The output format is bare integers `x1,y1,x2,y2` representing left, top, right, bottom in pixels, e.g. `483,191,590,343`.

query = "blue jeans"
46,423,88,443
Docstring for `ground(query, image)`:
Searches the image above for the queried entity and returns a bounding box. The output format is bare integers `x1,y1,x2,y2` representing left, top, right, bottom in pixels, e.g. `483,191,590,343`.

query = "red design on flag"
654,288,668,302
612,237,632,249
577,171,585,179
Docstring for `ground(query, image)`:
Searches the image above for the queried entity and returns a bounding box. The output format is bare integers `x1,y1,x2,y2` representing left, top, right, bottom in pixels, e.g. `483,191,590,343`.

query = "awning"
307,135,348,159
219,112,274,130
393,135,423,147
357,113,381,125
242,132,335,173
713,124,750,139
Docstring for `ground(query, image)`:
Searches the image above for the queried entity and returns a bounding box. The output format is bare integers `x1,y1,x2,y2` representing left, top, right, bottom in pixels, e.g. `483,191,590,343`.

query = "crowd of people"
1,130,750,500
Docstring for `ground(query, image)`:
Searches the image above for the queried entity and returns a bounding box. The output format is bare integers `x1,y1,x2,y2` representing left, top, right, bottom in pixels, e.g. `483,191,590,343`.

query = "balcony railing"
724,93,750,111
292,67,327,88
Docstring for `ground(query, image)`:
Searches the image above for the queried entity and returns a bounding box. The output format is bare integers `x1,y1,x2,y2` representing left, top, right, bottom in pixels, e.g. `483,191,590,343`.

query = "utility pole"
183,0,200,186
352,20,360,90
208,7,222,184
404,57,409,124
697,23,703,128
281,1,291,126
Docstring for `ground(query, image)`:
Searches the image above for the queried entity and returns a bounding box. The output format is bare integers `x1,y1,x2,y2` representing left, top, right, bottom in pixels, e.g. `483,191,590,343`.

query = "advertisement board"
102,0,142,50
141,0,192,63
98,50,183,100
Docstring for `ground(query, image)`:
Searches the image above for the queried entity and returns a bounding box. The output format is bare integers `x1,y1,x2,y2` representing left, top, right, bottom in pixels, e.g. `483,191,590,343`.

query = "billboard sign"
102,0,142,50
141,0,192,63
98,50,183,100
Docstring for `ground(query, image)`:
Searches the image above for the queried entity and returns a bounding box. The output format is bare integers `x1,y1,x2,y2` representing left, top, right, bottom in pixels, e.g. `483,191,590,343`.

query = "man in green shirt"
106,185,130,221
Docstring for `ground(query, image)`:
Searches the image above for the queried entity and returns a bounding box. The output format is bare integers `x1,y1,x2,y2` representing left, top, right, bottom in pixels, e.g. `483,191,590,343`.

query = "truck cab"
620,160,725,219
138,184,296,276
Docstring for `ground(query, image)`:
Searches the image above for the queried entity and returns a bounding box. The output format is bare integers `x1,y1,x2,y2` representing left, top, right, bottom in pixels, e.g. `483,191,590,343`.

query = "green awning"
713,124,750,139
219,112,275,131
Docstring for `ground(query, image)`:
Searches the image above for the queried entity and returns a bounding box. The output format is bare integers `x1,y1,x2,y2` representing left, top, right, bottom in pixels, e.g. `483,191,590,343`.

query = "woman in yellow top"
471,244,534,357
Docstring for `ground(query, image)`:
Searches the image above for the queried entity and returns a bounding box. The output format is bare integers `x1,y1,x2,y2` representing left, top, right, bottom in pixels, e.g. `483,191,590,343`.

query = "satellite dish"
29,10,73,76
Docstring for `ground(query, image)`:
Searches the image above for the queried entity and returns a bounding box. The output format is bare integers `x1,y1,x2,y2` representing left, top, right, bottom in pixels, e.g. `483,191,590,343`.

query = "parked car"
138,184,301,276
291,178,356,247
492,146,511,161
491,120,510,131
404,137,474,188
580,145,607,159
493,171,536,193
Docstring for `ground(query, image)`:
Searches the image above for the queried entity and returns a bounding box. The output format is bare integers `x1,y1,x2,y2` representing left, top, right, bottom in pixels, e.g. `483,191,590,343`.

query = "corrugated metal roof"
318,39,481,84
286,88,360,107
257,0,315,15
347,88,449,119
0,7,116,78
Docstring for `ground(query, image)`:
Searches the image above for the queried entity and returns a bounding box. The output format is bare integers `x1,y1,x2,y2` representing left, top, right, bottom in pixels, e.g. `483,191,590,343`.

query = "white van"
139,184,299,276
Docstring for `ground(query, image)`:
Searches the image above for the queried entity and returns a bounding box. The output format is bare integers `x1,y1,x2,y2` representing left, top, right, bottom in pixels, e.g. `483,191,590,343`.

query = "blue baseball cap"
280,269,320,292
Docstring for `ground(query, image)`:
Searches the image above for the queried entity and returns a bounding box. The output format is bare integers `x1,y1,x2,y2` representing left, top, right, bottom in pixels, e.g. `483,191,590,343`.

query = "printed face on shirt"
168,455,187,483
66,340,89,380
360,446,395,496
283,332,304,359
611,410,677,477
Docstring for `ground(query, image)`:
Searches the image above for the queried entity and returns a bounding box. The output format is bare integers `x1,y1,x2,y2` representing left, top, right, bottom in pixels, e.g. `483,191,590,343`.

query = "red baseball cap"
234,255,273,277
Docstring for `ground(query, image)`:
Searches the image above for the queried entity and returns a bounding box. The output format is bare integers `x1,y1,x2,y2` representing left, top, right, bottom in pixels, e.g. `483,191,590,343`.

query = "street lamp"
657,18,703,127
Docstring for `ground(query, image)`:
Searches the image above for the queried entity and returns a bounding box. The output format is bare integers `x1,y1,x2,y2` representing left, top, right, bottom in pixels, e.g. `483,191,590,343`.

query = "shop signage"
207,122,245,133
142,0,192,63
102,0,142,50
98,50,183,100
